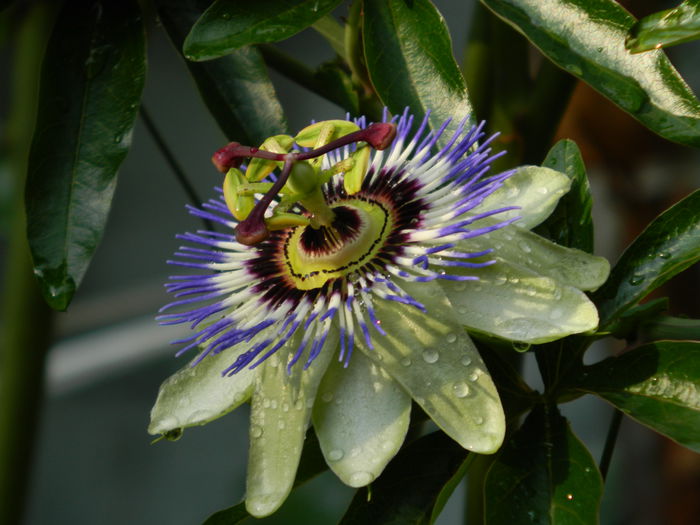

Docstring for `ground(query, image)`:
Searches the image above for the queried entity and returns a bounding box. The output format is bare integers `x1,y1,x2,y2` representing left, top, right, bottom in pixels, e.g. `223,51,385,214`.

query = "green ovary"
284,199,392,290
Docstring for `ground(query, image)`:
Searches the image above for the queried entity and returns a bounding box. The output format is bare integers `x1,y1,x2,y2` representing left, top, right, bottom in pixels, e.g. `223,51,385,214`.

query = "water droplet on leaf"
453,382,470,398
422,349,439,363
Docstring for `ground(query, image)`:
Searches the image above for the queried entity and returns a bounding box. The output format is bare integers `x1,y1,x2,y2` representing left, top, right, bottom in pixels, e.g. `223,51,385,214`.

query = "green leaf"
535,139,594,253
484,404,603,525
592,190,700,329
627,0,700,54
572,341,700,452
339,431,472,525
480,0,700,148
183,0,343,61
201,429,328,525
157,0,287,145
25,0,145,310
362,0,474,144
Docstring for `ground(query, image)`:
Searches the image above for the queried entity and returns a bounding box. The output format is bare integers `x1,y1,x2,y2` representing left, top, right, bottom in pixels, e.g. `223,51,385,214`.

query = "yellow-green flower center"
284,199,393,290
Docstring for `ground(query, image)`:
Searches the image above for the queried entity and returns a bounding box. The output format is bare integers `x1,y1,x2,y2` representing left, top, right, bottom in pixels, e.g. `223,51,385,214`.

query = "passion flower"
149,110,609,517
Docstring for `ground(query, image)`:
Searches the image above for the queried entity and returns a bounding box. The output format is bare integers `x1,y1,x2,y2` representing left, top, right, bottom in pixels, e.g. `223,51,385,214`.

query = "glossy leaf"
362,0,474,144
183,0,343,61
157,0,287,145
592,190,700,329
573,341,700,452
480,0,700,148
25,0,145,310
627,0,700,54
339,431,472,525
535,139,594,253
201,430,328,525
484,405,603,525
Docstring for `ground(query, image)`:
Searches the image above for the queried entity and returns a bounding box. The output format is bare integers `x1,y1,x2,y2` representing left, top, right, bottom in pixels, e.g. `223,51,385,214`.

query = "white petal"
464,225,610,291
440,260,599,344
148,350,257,435
473,166,571,230
245,329,337,517
312,351,411,487
360,280,505,453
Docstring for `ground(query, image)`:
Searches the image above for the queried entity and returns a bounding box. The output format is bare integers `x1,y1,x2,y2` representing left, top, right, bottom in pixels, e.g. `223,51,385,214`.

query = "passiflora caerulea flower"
149,110,609,517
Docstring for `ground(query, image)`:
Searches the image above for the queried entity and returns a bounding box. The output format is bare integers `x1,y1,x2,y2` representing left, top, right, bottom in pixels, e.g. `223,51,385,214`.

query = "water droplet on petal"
422,349,439,363
400,357,412,367
468,370,480,382
512,341,531,352
566,493,574,501
474,416,484,425
282,402,289,412
518,241,532,253
349,471,373,486
262,398,271,408
537,187,549,195
328,449,344,461
453,382,470,398
629,274,644,285
658,251,671,259
270,400,278,409
251,425,263,438
446,333,457,343
493,275,507,286
460,355,472,366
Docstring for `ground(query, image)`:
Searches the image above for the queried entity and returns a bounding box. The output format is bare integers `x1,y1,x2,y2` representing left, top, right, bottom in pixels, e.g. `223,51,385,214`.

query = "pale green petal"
463,225,610,291
474,166,571,230
312,351,411,487
359,280,505,453
245,329,336,517
148,350,257,435
440,260,599,344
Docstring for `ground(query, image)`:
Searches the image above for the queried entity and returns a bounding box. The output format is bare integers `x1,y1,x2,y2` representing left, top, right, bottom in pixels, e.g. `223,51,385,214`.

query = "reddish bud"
234,215,269,245
362,123,397,150
212,142,243,173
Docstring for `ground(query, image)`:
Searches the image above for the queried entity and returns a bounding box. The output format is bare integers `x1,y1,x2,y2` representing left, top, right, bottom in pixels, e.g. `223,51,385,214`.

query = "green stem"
311,14,346,60
599,408,623,480
0,3,56,523
139,106,214,231
465,453,495,524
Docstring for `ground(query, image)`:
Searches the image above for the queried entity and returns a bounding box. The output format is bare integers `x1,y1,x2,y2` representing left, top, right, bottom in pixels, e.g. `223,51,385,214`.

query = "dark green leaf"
606,297,669,340
362,0,474,143
484,405,603,525
573,341,700,452
157,0,287,145
201,429,328,524
592,190,700,329
315,61,360,116
25,0,145,310
641,315,700,341
480,0,700,148
183,0,343,61
339,431,470,525
535,139,594,253
627,0,700,54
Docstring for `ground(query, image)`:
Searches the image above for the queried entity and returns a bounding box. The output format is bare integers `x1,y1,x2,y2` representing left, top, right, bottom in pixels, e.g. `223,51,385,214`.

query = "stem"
311,15,346,60
599,408,623,480
0,4,56,524
258,43,380,119
465,454,495,524
139,106,214,231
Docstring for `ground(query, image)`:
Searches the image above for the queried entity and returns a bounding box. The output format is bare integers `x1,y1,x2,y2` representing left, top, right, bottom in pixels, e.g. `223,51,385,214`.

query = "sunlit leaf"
481,0,700,148
573,341,700,452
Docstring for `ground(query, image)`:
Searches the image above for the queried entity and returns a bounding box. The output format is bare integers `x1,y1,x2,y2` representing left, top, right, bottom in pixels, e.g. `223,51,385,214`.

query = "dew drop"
453,382,470,398
262,398,271,408
328,449,344,461
400,357,412,367
537,187,549,195
422,349,439,363
221,12,231,20
566,493,574,501
113,134,123,143
277,419,285,430
446,333,457,343
350,447,361,458
468,370,480,382
321,391,334,403
493,275,507,286
270,399,278,409
549,308,563,320
294,400,304,411
474,416,484,425
658,251,671,259
251,425,263,438
628,274,644,285
349,471,373,486
460,355,472,367
282,402,290,412
518,241,532,253
512,341,531,352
